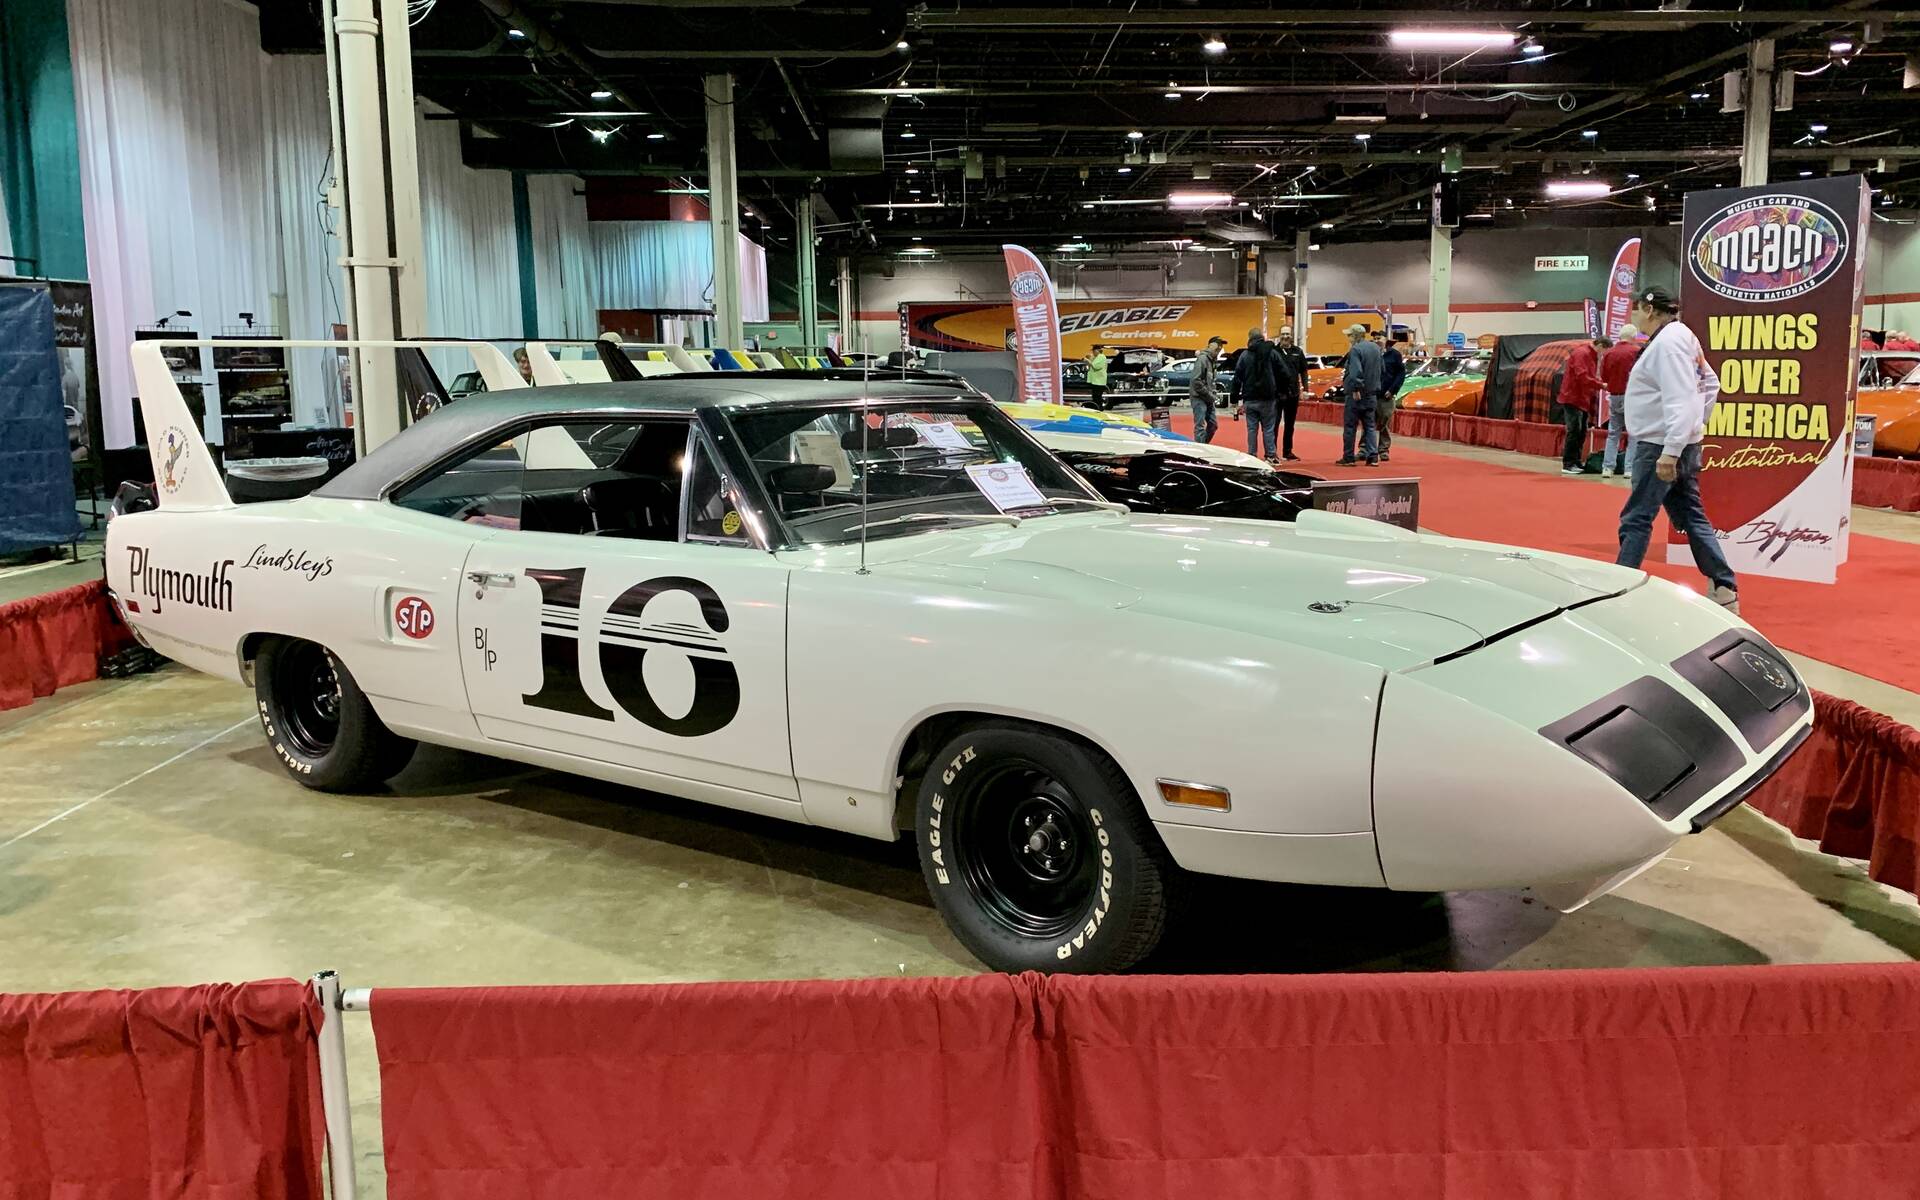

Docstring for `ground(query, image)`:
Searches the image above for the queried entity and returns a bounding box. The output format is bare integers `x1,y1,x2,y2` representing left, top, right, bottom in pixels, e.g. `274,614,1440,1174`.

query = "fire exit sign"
1534,255,1590,271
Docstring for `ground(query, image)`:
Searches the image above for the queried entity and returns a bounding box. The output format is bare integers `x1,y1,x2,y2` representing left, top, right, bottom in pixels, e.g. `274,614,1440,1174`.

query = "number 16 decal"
523,567,741,737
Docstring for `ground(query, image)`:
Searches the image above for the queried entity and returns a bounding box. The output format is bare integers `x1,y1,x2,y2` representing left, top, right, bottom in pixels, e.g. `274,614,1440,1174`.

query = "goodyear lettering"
1055,806,1111,960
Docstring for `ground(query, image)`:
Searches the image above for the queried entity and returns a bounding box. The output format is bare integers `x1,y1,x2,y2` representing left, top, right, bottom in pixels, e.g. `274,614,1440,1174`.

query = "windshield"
1411,355,1488,378
728,401,1103,546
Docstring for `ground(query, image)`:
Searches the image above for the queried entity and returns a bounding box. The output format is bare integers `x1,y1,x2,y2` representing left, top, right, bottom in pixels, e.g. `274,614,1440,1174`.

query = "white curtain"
526,174,598,338
67,0,313,445
414,104,518,341
266,54,339,422
593,219,769,324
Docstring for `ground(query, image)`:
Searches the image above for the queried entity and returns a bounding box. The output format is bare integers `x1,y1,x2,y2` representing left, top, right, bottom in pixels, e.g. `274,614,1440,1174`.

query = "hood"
875,510,1642,672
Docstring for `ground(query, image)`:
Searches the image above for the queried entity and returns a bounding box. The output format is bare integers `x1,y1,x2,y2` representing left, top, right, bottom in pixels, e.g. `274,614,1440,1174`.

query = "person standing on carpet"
1614,286,1739,613
1337,325,1383,467
1598,329,1642,478
1231,327,1283,462
1374,332,1406,463
1558,336,1608,475
1083,345,1111,411
1189,336,1225,444
1275,329,1308,461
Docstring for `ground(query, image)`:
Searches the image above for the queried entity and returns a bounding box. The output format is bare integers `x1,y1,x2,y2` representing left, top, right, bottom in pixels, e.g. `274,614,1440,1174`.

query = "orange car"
1302,356,1344,400
1400,376,1486,415
1856,351,1920,457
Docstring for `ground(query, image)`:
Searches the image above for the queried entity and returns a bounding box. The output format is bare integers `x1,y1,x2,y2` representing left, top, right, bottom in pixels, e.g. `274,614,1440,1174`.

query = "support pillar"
704,73,744,349
1292,230,1311,345
326,0,422,455
796,192,819,350
835,256,855,354
1741,38,1776,187
1428,224,1453,349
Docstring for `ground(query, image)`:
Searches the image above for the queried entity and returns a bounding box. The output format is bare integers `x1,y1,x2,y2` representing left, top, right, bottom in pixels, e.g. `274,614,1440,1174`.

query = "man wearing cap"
1189,336,1226,444
1598,327,1643,478
1275,329,1308,460
1337,324,1384,466
1373,332,1406,462
1231,326,1285,462
1615,286,1740,612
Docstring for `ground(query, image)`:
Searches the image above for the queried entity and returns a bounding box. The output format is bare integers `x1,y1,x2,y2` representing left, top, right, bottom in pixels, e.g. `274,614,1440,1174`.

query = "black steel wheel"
254,636,416,792
916,721,1178,973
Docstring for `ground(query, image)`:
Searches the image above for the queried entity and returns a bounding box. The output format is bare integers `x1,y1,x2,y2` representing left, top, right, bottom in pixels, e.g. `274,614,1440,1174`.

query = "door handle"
467,570,516,596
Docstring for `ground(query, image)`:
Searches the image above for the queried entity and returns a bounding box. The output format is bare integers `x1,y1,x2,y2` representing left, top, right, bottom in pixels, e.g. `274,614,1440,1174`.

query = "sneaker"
1710,585,1740,614
1283,453,1302,462
1335,457,1358,466
1365,458,1379,467
1379,453,1390,463
1562,466,1585,476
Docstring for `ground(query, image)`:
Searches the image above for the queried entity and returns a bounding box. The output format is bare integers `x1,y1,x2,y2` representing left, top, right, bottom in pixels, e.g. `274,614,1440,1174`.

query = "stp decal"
395,595,436,639
524,568,740,737
1687,194,1848,304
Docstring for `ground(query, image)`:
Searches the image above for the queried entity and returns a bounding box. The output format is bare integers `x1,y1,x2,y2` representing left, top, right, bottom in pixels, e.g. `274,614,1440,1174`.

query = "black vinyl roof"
313,376,974,501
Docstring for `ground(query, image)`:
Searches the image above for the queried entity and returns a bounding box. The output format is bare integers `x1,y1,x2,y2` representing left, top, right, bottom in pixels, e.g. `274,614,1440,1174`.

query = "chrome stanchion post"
311,971,359,1200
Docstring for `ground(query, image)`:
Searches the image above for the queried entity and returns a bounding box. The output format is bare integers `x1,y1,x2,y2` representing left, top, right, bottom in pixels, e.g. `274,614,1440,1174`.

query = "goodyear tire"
916,722,1176,973
255,636,415,792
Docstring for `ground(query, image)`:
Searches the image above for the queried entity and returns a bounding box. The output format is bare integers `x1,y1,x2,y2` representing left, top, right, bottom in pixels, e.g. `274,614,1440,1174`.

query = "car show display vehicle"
1399,352,1492,415
1855,351,1920,458
110,343,1813,974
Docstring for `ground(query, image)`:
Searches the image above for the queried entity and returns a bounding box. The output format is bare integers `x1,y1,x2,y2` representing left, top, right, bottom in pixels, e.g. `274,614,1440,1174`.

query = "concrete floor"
4,434,1918,1193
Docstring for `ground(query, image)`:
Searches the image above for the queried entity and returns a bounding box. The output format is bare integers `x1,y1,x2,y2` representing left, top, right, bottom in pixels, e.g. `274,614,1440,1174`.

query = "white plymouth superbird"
108,345,1812,972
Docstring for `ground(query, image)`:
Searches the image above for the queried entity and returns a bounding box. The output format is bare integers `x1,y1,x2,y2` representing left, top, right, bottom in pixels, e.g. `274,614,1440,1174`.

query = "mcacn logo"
1688,195,1847,303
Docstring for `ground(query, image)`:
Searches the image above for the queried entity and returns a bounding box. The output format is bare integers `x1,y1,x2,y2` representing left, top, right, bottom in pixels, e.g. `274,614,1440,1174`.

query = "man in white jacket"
1614,286,1739,612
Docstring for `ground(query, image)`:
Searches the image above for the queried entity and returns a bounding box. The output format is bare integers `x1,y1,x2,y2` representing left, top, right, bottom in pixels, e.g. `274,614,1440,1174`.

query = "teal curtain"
0,0,87,280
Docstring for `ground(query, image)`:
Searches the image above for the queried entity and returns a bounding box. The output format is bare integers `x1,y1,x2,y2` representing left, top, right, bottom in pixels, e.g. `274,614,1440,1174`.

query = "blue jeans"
1342,391,1378,461
1245,401,1278,459
1615,441,1737,592
1601,399,1628,474
1191,395,1218,444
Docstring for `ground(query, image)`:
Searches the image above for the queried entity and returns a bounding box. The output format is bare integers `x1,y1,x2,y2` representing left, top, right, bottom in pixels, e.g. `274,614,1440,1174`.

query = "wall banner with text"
1673,175,1869,585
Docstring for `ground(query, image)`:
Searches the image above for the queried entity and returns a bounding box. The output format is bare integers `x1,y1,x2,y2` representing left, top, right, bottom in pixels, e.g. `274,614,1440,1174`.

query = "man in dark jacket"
1189,336,1225,444
1275,329,1308,461
1338,325,1383,466
1230,327,1287,462
1373,333,1406,462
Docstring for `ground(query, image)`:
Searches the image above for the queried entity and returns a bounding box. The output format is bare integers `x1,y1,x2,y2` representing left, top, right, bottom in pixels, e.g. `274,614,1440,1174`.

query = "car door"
453,415,798,806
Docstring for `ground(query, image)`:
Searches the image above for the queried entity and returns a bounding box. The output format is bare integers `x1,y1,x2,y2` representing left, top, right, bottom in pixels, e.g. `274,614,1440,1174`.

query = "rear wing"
127,338,525,510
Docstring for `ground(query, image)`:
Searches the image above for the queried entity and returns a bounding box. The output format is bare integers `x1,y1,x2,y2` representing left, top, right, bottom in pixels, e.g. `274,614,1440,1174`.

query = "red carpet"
1171,412,1920,693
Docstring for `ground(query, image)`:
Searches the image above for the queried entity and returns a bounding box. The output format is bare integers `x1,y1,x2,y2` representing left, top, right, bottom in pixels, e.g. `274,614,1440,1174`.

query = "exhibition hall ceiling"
254,1,1920,251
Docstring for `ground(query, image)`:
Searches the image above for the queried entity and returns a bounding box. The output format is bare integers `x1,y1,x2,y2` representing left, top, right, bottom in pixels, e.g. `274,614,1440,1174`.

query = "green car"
1397,351,1490,399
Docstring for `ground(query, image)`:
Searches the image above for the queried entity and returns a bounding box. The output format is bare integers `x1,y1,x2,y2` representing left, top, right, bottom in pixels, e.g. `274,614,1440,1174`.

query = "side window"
393,418,692,541
685,434,751,544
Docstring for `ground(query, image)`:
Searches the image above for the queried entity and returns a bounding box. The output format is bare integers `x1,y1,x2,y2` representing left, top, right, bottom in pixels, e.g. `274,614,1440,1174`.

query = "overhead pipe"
916,8,1920,29
470,0,649,115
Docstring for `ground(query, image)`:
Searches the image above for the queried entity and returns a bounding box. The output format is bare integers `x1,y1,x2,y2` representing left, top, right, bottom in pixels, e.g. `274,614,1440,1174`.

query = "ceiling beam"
914,7,1907,29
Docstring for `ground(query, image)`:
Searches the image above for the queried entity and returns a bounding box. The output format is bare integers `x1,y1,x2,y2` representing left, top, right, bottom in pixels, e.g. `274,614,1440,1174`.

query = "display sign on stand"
1000,244,1064,405
1674,175,1870,585
1311,477,1420,531
1602,238,1642,339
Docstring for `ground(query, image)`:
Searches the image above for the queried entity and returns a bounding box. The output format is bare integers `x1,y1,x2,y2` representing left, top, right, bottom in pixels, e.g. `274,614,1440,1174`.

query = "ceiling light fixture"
1830,39,1855,53
1308,243,1322,251
590,89,613,100
1164,91,1181,100
1204,35,1226,54
1117,165,1133,173
506,27,526,39
1520,39,1546,56
900,127,916,138
1689,91,1711,100
1388,30,1517,50
588,127,613,143
904,166,920,174
1168,191,1233,206
1354,132,1372,142
1319,221,1334,229
1581,129,1599,139
1127,130,1145,140
896,39,910,51
1799,169,1814,177
1811,123,1830,133
1545,180,1612,198
646,131,666,140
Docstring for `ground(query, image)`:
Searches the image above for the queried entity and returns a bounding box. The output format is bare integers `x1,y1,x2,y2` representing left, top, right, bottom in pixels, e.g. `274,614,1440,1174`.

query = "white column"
377,0,426,334
1428,224,1453,349
1292,230,1311,345
330,0,401,454
1741,38,1776,187
835,256,855,353
704,73,744,348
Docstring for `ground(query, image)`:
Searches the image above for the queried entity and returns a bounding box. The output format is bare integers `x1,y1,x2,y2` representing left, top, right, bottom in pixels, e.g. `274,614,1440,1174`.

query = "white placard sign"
1534,255,1590,272
965,462,1048,512
917,421,975,451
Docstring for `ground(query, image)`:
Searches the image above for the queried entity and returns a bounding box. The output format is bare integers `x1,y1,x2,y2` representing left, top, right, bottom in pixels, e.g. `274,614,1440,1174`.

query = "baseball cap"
1207,335,1226,346
1637,285,1679,313
1344,323,1370,336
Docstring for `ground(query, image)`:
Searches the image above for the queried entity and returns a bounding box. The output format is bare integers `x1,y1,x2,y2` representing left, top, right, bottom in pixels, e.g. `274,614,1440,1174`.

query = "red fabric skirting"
373,965,1920,1199
0,578,134,711
0,979,325,1199
1746,688,1920,895
1854,456,1920,512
